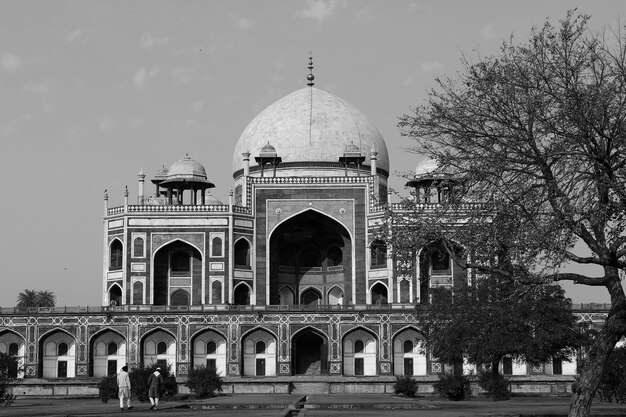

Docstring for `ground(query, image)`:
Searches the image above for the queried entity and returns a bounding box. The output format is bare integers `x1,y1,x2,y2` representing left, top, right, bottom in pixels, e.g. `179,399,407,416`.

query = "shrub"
0,353,20,406
184,366,223,398
433,373,471,401
97,375,118,403
394,376,418,397
478,370,510,401
129,364,178,402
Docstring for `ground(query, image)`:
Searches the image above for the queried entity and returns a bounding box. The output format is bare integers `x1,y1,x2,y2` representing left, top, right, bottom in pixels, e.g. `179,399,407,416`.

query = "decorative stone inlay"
279,363,290,374
330,362,341,374
380,362,391,373
77,365,87,376
228,363,239,375
432,363,442,373
178,364,188,375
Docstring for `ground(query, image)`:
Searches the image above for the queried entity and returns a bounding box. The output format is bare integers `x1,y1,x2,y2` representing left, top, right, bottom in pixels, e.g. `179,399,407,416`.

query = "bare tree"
398,12,626,417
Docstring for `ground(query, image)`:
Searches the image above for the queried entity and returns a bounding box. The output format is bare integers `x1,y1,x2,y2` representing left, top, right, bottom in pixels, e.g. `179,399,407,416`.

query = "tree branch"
551,273,609,286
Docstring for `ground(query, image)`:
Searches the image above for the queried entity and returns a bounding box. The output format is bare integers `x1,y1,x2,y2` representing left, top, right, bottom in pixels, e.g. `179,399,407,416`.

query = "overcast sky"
0,0,622,307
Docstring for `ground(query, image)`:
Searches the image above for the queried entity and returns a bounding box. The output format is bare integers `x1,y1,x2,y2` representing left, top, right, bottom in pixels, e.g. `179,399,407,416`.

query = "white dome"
233,87,389,176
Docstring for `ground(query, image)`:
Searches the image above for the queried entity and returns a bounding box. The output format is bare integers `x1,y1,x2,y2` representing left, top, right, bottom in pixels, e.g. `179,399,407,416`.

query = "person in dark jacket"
147,367,163,410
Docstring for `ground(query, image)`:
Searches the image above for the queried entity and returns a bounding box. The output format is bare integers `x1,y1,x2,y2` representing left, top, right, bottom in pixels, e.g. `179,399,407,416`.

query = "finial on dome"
307,52,315,87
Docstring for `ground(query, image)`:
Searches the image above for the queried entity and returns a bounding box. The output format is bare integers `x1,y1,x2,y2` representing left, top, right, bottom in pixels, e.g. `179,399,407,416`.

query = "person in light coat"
116,365,133,411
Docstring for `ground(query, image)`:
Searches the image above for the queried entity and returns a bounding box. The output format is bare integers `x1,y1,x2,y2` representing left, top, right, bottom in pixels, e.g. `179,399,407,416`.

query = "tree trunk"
569,270,626,417
569,321,622,417
491,359,500,400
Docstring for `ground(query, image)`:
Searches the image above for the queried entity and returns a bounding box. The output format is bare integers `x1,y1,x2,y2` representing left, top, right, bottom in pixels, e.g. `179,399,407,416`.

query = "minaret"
137,169,145,205
370,145,378,200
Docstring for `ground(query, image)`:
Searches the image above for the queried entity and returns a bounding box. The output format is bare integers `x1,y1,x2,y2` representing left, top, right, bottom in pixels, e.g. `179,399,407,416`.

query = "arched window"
58,343,69,356
171,251,190,274
255,341,266,354
207,341,217,355
301,289,322,306
370,240,387,268
107,342,118,356
8,343,18,356
211,281,222,304
328,287,344,305
431,247,451,275
211,237,223,257
399,280,410,303
354,340,364,354
371,283,388,305
133,237,144,258
403,340,413,354
109,285,122,307
157,342,167,355
133,281,144,305
171,289,189,306
234,239,251,269
327,247,343,267
279,287,294,305
234,184,243,206
234,284,250,305
110,240,123,271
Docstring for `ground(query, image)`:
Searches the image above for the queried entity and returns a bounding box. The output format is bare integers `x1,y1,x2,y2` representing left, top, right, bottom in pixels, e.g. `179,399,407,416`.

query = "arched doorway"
234,283,251,305
38,330,76,378
269,210,351,306
108,284,122,306
393,328,427,376
371,282,388,305
89,330,126,377
292,329,327,375
191,330,227,376
301,288,322,306
242,329,276,376
153,240,202,306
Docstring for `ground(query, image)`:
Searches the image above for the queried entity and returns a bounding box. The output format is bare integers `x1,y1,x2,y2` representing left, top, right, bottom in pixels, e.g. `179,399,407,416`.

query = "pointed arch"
89,328,127,377
108,283,123,306
38,328,77,378
152,239,203,306
392,326,427,376
291,326,329,375
170,289,190,306
342,327,378,376
152,237,203,256
191,329,227,374
233,282,252,305
241,328,277,376
109,238,123,271
140,328,177,375
0,330,26,379
327,286,344,306
300,286,323,306
268,208,354,306
369,281,388,305
234,237,252,269
278,286,295,305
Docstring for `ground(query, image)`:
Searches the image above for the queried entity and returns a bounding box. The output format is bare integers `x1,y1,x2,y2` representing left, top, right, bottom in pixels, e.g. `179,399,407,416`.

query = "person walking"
147,367,163,410
116,365,133,411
